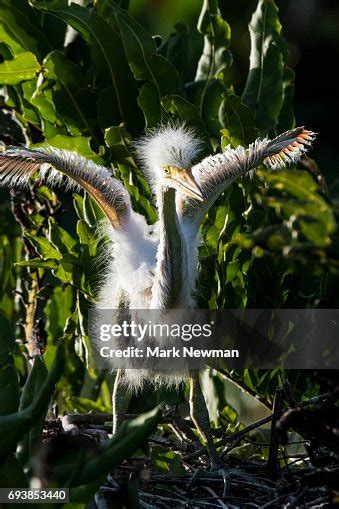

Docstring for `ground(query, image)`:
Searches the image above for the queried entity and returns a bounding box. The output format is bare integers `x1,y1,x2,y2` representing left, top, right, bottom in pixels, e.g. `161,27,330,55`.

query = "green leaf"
151,445,185,474
104,125,137,168
242,0,285,134
0,23,26,56
195,0,232,84
0,312,20,416
38,134,104,163
110,2,181,125
43,50,96,138
83,193,106,226
0,52,40,84
62,406,161,491
68,396,110,414
73,193,85,221
226,259,240,284
15,258,59,270
277,66,295,132
0,0,50,59
25,232,62,260
0,345,64,461
0,236,15,297
261,169,336,245
48,217,78,255
76,220,97,257
220,93,258,148
44,286,74,368
138,82,161,127
159,21,190,83
161,95,211,150
18,356,49,465
32,1,143,133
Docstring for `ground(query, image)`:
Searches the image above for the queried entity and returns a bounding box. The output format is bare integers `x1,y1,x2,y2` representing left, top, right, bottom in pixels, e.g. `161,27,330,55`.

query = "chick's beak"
171,168,204,202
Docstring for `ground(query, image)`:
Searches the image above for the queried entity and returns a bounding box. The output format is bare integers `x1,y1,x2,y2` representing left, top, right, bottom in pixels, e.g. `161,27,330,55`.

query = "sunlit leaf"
0,52,40,85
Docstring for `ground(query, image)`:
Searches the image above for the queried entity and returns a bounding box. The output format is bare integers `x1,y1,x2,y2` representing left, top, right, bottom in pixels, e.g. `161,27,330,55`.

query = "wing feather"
178,127,316,223
0,146,130,228
0,145,158,307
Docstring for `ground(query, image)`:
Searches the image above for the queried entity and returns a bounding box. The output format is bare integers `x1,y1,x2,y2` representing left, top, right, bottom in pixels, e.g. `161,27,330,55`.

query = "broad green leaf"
159,21,190,84
77,220,97,258
109,2,181,125
21,79,57,124
161,94,211,150
201,80,225,139
118,163,156,222
0,236,14,296
43,50,96,138
76,220,99,294
39,134,104,163
25,233,78,285
48,217,78,255
25,232,62,260
138,82,161,127
261,169,336,245
0,23,26,55
195,0,232,84
242,0,285,134
104,125,137,168
32,1,143,133
73,193,86,221
220,93,258,148
0,0,50,59
44,285,74,369
0,52,40,84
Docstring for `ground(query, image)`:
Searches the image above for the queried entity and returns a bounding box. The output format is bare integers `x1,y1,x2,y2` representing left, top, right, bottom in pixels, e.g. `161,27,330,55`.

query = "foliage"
0,0,338,501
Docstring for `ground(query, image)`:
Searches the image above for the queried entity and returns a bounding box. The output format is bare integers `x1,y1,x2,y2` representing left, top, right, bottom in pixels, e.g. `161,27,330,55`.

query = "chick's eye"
164,166,170,175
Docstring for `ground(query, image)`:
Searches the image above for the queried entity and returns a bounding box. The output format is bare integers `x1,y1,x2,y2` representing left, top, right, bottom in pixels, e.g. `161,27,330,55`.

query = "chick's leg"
112,368,131,434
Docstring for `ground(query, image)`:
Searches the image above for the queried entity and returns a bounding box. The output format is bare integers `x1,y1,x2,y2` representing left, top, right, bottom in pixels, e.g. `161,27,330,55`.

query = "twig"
267,387,284,480
139,491,187,507
184,392,332,462
184,415,273,462
203,486,229,508
260,493,293,509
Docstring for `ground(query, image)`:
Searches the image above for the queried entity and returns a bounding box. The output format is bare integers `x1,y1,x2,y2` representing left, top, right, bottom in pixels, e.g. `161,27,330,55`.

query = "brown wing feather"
178,127,316,223
0,147,131,229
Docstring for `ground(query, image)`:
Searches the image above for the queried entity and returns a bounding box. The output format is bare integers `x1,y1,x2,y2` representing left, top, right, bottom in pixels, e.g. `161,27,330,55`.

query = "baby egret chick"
0,124,316,466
